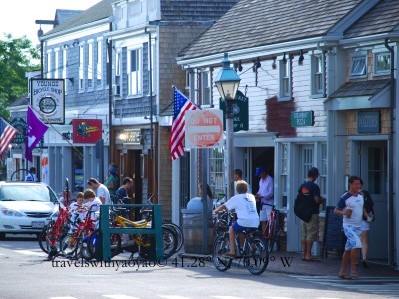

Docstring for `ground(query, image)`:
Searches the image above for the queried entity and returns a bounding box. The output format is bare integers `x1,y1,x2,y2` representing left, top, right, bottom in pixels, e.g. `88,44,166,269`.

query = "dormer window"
374,51,391,75
350,52,367,78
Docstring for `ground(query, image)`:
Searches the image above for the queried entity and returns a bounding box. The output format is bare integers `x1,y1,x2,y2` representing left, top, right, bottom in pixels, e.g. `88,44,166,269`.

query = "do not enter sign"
185,110,224,148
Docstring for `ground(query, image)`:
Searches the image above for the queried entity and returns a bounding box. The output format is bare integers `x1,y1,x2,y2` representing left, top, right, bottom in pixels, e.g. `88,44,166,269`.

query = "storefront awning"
324,79,391,111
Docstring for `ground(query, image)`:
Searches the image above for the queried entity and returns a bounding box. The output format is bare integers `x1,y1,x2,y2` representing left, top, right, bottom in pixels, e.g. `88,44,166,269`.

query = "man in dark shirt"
298,167,323,261
113,177,133,204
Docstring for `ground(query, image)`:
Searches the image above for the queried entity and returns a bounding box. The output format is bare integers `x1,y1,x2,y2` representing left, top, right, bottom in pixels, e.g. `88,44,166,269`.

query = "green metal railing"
99,204,163,261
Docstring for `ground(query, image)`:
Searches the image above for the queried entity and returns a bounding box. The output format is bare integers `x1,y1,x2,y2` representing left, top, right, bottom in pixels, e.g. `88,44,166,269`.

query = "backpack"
294,188,314,223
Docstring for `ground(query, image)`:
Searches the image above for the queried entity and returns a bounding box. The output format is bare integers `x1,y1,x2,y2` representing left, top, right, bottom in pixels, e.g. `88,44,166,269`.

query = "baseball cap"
255,166,266,177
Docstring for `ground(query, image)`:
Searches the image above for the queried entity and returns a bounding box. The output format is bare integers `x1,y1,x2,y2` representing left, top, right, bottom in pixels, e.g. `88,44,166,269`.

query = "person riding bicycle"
213,180,260,258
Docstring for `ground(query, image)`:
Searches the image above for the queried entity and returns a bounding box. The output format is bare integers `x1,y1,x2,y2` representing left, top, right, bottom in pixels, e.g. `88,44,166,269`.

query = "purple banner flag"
25,106,48,162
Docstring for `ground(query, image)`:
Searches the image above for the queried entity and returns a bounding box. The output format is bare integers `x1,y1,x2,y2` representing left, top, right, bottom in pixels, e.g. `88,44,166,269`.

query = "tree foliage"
0,34,39,119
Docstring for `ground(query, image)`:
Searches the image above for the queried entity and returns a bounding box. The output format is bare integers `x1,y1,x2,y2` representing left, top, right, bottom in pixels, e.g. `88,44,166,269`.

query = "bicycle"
212,210,269,275
60,206,98,259
262,204,284,253
38,179,72,255
88,203,177,260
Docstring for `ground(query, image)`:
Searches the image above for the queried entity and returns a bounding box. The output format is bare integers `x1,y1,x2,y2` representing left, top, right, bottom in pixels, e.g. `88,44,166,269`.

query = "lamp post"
215,53,241,200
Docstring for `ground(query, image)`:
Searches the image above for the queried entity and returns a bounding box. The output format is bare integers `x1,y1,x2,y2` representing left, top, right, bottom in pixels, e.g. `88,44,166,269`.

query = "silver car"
0,181,59,239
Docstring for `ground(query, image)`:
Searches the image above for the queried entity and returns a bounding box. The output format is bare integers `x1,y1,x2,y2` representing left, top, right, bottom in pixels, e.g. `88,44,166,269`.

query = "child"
69,192,86,232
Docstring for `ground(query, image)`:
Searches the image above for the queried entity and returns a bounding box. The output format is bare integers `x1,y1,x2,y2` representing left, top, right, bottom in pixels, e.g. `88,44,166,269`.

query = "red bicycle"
38,179,72,255
60,206,98,259
262,205,284,253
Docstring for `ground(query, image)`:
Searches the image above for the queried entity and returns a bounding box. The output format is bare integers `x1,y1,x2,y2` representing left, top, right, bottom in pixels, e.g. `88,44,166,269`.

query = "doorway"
354,140,388,262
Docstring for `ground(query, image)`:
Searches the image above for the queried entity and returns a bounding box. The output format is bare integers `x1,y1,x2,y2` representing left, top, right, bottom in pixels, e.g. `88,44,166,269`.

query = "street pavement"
0,234,398,299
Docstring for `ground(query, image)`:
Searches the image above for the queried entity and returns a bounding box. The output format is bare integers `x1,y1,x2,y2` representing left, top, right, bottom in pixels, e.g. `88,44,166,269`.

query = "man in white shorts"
334,176,364,279
254,166,274,234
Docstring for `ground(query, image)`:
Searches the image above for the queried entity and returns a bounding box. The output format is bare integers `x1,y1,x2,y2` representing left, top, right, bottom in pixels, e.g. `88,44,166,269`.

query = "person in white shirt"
233,169,252,195
254,166,274,234
334,176,364,279
87,178,111,205
83,189,102,221
214,180,260,257
25,167,39,182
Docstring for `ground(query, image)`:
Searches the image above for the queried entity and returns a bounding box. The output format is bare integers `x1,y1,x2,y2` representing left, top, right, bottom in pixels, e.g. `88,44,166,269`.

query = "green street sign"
10,118,27,144
219,90,249,132
290,111,314,127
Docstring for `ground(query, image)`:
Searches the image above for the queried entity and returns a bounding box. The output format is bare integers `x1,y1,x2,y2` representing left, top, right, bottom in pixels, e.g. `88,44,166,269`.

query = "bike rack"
99,204,164,261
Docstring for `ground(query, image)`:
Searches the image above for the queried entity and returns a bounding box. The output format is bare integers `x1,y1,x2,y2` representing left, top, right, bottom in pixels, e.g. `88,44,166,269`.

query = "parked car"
0,181,60,239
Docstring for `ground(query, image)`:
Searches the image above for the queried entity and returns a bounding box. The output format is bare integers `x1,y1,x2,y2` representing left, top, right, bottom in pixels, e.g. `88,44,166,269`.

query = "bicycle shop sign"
30,78,65,124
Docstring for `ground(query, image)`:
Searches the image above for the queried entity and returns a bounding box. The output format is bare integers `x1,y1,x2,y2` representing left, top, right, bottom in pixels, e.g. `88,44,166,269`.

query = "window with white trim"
350,52,367,78
47,52,52,79
200,70,211,106
97,41,103,87
87,43,93,89
79,45,84,90
62,48,67,95
374,51,390,75
280,143,288,207
127,48,142,96
311,54,324,95
208,148,225,199
319,143,327,207
279,60,291,100
301,145,314,181
54,50,59,79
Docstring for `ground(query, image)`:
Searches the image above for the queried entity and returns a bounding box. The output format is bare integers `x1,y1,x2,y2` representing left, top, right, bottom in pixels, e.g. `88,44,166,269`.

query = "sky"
1,0,101,45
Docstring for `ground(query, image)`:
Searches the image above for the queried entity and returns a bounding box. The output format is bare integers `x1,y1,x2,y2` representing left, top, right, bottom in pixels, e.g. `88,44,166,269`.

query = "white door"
359,141,388,261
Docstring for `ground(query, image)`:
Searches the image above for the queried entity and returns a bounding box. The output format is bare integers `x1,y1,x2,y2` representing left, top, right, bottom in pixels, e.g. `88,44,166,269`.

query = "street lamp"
215,53,241,200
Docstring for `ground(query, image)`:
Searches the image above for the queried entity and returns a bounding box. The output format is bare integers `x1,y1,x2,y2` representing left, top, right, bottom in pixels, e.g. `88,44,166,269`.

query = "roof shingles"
178,0,363,60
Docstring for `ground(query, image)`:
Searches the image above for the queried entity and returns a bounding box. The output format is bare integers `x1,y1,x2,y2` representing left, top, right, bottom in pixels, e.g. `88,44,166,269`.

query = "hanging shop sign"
290,110,314,127
30,78,65,124
118,129,142,145
219,90,249,132
72,119,102,143
10,118,27,144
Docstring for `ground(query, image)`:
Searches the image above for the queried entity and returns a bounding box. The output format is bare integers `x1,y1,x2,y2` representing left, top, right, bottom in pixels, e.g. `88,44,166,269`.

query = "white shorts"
360,220,370,231
259,205,272,221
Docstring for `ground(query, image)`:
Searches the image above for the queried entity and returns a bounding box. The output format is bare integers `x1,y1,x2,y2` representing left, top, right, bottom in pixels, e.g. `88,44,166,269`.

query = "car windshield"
0,185,58,202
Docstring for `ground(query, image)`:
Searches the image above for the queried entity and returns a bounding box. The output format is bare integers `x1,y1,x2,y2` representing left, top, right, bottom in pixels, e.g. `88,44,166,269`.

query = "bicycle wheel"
162,222,184,252
60,234,79,257
267,218,279,253
87,229,122,260
38,223,63,254
212,235,232,272
162,226,178,259
245,237,269,275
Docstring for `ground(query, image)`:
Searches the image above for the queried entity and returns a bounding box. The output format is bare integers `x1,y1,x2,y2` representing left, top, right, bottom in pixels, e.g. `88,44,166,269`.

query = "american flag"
0,118,18,159
170,88,198,160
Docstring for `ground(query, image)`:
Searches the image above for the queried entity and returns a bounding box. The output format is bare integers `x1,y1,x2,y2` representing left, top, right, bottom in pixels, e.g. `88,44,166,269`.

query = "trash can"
182,208,214,254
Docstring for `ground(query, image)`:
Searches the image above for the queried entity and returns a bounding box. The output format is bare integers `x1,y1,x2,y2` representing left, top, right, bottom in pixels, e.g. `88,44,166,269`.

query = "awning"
324,79,391,111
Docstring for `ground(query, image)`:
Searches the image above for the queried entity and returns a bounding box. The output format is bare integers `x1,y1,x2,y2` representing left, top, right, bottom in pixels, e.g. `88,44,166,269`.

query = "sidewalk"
180,250,398,277
264,251,399,277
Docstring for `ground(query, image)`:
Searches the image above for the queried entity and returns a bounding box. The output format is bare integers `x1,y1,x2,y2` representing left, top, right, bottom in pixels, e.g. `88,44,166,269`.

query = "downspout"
145,27,156,196
384,38,395,269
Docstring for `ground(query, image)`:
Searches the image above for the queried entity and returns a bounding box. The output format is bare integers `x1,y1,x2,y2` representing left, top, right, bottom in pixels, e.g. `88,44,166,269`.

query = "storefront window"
208,148,225,199
73,147,84,192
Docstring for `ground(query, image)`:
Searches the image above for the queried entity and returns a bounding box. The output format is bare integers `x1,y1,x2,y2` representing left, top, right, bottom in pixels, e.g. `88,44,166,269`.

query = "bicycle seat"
241,227,258,234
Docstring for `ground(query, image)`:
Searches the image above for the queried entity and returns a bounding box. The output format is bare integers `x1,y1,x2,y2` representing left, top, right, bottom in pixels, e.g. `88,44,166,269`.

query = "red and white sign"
185,110,224,148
